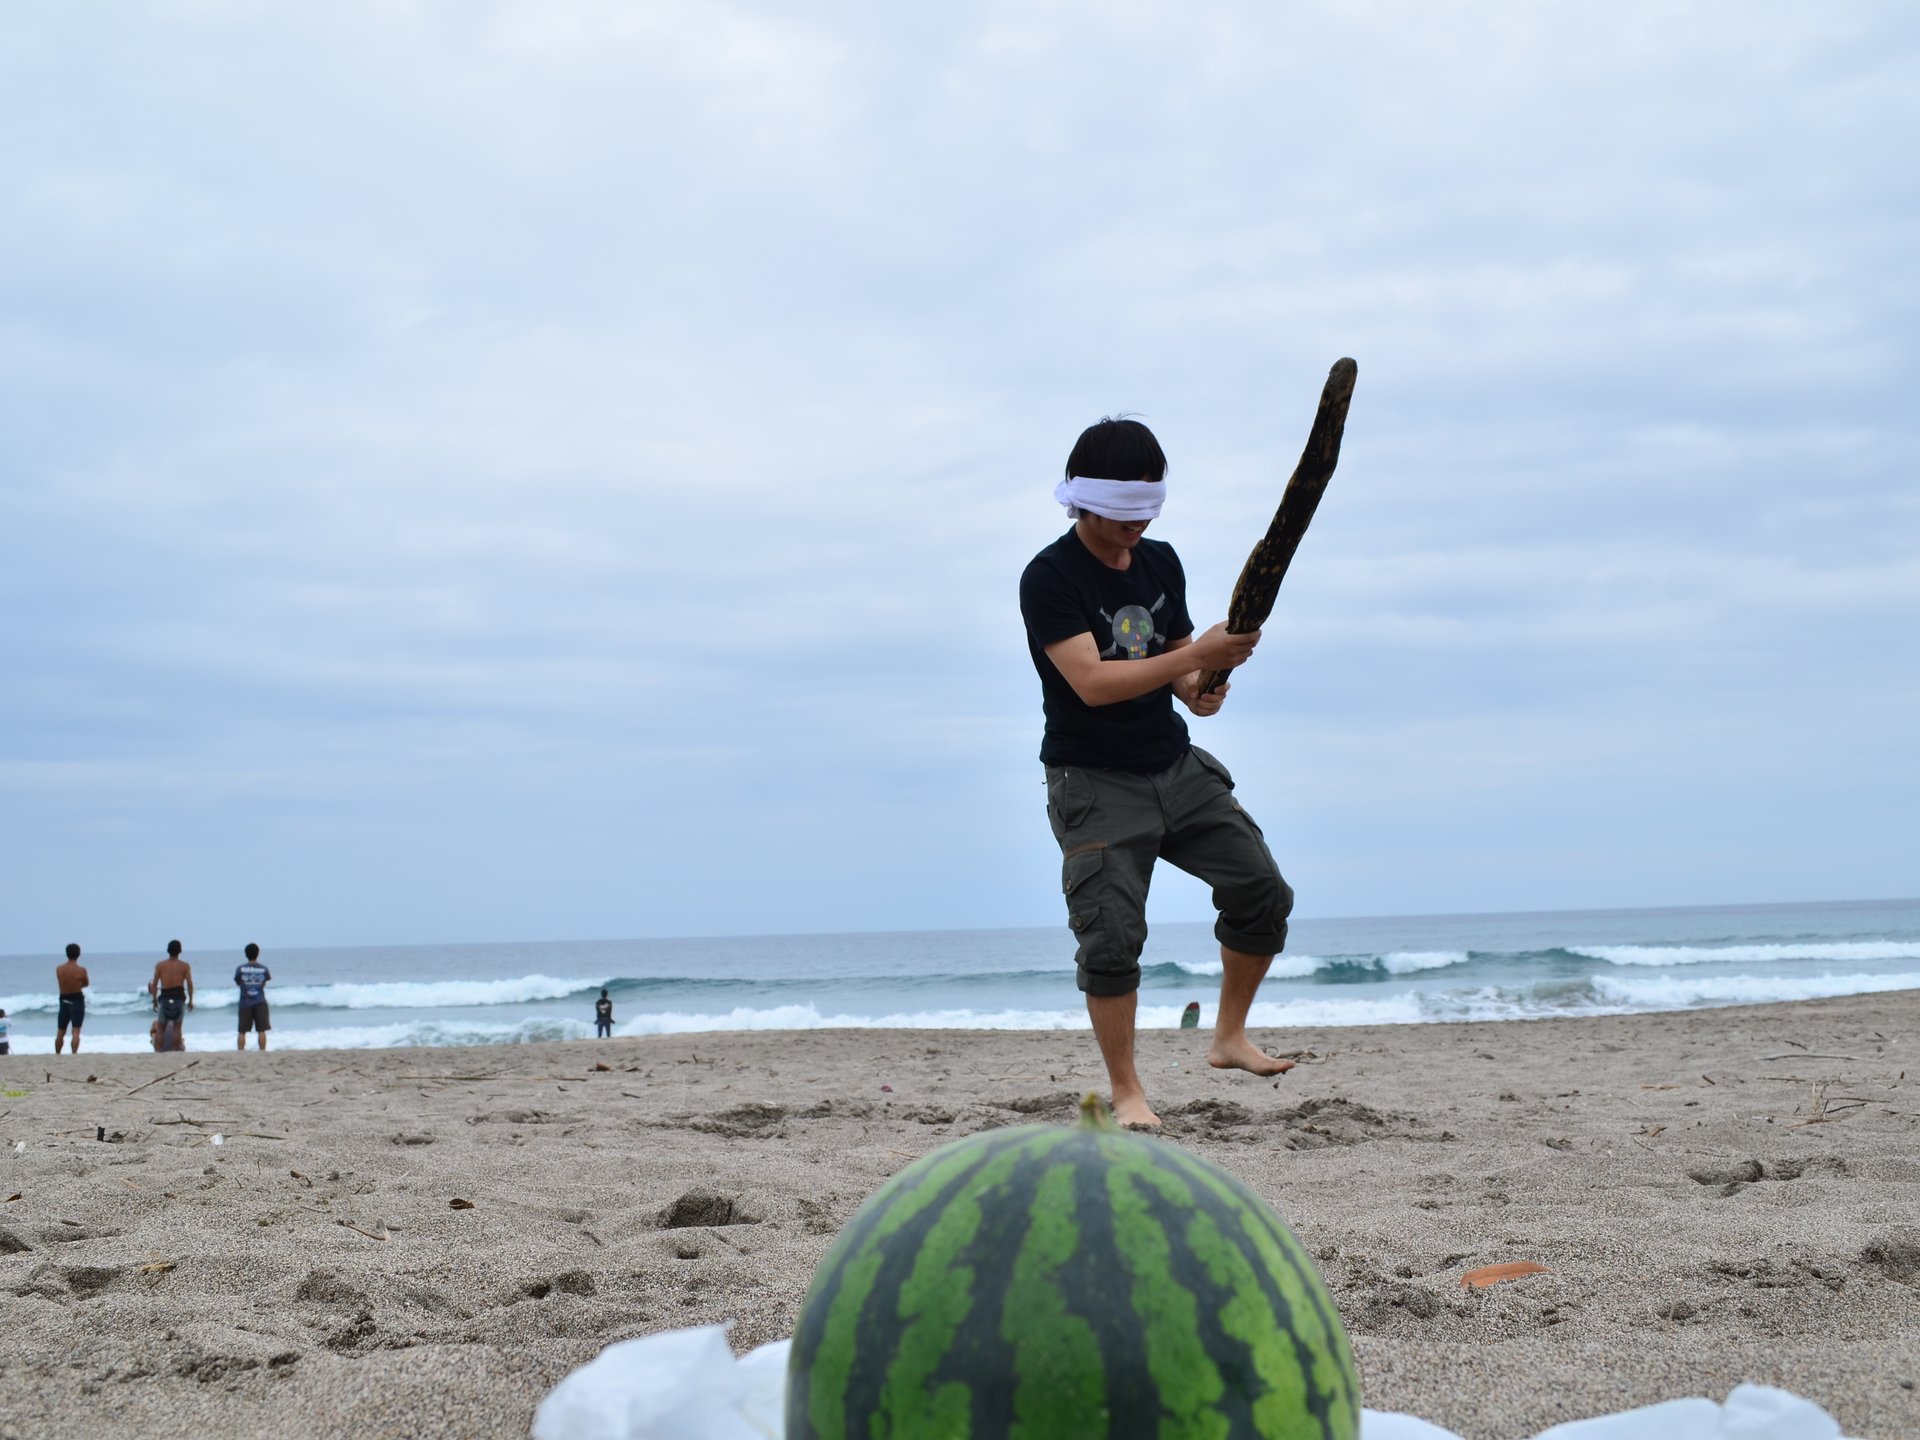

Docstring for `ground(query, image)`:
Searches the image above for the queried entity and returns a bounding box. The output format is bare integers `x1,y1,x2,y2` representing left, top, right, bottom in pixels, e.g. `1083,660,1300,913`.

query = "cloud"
2,1,1916,950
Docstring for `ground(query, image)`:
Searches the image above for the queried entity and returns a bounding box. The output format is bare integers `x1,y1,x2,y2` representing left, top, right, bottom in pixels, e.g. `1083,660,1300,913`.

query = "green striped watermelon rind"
787,1094,1361,1439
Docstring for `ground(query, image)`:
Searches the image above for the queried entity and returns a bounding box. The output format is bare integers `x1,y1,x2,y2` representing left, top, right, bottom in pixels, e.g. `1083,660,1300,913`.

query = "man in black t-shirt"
235,943,271,1051
1019,417,1296,1127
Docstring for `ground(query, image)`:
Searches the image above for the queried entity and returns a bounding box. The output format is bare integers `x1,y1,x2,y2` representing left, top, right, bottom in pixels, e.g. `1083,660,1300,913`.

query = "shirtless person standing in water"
55,944,90,1054
1019,417,1297,1127
151,940,195,1053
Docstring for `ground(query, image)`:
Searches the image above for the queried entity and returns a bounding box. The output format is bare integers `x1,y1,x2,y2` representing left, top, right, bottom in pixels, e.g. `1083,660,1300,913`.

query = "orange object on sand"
1460,1261,1548,1288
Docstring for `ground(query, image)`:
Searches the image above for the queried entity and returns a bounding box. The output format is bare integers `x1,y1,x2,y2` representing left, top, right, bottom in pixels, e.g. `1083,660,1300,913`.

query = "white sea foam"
269,975,606,1009
0,975,605,1016
1591,970,1920,1008
1379,950,1471,974
0,989,181,1017
1172,950,1469,980
19,960,1916,1052
43,1017,602,1053
1173,957,1227,976
1571,941,1920,967
1263,955,1321,979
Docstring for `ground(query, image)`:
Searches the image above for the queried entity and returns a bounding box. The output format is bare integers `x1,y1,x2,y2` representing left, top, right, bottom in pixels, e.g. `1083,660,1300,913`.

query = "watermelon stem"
1077,1093,1118,1130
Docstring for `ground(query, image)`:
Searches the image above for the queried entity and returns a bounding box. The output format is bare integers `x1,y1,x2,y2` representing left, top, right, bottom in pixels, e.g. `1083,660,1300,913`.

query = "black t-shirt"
1019,528,1195,771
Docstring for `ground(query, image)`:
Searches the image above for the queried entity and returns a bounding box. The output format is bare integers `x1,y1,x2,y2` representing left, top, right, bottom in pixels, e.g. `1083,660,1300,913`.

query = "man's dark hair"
65,943,81,961
167,939,182,957
245,943,260,961
600,989,609,998
1064,416,1167,483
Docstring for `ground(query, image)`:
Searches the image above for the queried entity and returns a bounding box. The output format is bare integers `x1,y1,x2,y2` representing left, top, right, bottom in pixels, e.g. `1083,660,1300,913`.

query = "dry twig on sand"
1787,1081,1864,1129
124,1061,202,1097
1762,1053,1858,1062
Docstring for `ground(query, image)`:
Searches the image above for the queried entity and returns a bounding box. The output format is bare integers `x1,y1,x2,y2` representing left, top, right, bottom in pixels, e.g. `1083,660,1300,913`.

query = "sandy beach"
2,991,1917,1439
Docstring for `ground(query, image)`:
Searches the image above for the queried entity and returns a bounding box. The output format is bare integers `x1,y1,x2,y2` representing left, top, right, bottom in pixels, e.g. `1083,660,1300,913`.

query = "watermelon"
787,1095,1360,1439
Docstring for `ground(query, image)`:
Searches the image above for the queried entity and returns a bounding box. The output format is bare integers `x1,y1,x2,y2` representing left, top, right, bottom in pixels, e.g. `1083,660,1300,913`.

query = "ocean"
1,897,1915,1055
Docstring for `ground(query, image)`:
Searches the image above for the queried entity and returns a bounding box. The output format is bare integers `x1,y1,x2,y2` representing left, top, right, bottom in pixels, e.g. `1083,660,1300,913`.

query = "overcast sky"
3,2,1915,954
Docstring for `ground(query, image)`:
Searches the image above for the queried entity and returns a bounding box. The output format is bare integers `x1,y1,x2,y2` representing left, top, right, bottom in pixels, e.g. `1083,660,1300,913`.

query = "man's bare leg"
1207,945,1294,1077
256,1032,267,1051
1087,991,1160,1127
55,1029,66,1055
236,1032,246,1051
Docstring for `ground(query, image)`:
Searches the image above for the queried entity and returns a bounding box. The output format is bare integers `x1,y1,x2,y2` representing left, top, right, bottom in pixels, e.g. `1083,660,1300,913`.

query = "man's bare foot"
1111,1091,1162,1128
1207,1036,1296,1077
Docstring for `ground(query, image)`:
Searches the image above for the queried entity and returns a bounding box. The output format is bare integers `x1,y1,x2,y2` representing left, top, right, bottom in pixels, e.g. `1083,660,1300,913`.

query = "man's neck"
1074,518,1134,571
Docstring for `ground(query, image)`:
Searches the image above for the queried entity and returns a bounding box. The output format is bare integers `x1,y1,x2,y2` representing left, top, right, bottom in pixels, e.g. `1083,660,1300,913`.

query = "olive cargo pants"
1044,745,1293,997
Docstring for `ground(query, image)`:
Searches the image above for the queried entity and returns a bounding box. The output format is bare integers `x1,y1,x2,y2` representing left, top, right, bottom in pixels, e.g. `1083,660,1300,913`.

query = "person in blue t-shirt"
234,943,272,1052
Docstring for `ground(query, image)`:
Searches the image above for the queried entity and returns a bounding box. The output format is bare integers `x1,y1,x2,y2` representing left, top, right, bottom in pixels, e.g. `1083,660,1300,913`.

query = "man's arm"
185,966,195,1009
1044,622,1260,708
1165,635,1232,717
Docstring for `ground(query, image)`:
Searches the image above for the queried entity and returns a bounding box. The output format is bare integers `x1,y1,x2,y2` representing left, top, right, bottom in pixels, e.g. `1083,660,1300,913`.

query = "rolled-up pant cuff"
1215,919,1287,958
1076,965,1141,997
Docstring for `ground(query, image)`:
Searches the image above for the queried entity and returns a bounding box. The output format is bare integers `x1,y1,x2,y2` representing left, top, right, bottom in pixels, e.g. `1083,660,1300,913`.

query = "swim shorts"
157,991,186,1023
57,993,86,1030
238,1000,270,1034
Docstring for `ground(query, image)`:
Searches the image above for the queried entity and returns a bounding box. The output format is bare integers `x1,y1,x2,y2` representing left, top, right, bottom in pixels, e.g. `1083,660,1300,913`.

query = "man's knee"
1216,868,1294,956
1070,896,1149,997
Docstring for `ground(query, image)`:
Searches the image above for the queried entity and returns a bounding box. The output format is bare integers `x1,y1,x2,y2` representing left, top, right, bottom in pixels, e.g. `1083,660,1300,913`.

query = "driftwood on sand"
1197,357,1358,697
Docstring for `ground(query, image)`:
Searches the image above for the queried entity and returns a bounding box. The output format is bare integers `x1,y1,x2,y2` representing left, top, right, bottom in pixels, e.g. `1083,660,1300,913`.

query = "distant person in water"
151,940,194,1052
0,1007,10,1056
235,943,271,1051
594,989,614,1038
55,943,89,1054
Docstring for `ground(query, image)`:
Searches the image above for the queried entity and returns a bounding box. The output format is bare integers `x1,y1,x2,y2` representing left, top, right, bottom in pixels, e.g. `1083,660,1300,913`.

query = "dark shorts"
158,991,186,1024
1044,745,1293,997
58,993,86,1030
238,1000,270,1033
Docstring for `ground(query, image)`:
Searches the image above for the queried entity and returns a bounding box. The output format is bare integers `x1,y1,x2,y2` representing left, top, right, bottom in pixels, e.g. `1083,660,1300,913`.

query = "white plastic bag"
1361,1411,1470,1439
1530,1384,1847,1440
530,1326,786,1440
531,1327,1858,1440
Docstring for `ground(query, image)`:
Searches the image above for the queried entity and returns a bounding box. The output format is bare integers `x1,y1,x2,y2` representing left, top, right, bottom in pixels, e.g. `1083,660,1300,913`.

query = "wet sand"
2,991,1917,1438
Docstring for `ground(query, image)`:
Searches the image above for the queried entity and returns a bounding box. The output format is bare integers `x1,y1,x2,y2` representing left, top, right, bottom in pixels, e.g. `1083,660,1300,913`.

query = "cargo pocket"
1045,767,1096,834
1190,746,1235,790
1062,844,1106,932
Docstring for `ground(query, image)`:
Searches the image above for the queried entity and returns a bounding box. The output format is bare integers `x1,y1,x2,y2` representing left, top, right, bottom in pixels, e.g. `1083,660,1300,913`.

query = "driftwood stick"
123,1061,201,1097
1759,1053,1857,1062
1198,357,1358,696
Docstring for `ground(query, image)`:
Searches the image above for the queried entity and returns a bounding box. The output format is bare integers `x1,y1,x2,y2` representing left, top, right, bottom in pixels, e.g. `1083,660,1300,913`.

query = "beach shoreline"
2,990,1916,1439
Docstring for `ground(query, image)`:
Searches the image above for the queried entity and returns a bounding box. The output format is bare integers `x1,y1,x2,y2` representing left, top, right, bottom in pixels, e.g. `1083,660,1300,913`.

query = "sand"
2,991,1917,1439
